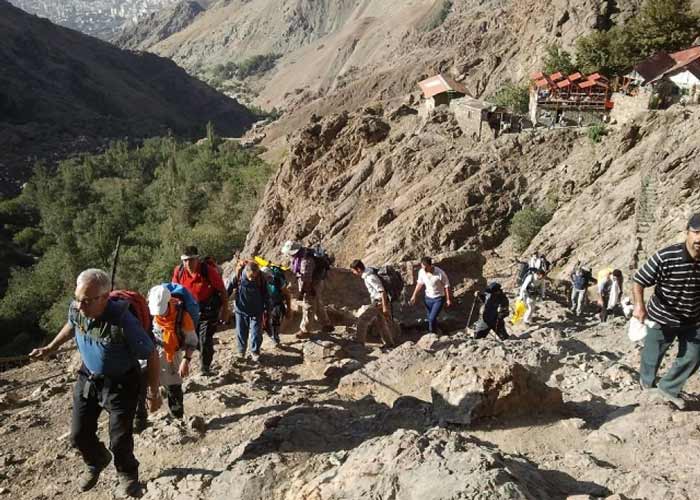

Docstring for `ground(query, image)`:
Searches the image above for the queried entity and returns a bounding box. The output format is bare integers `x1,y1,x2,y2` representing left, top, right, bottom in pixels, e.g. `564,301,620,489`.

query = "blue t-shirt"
69,299,155,377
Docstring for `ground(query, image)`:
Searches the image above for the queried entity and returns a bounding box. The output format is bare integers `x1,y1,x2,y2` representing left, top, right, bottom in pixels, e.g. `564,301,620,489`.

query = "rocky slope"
242,97,698,282
113,1,205,51
0,0,255,194
3,296,700,499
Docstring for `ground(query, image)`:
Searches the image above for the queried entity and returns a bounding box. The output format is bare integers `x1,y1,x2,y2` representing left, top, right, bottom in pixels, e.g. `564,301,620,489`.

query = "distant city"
7,0,179,39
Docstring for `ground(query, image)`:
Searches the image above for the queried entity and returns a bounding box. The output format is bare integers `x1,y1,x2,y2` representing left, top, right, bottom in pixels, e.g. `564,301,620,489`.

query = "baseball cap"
688,213,700,231
148,285,171,316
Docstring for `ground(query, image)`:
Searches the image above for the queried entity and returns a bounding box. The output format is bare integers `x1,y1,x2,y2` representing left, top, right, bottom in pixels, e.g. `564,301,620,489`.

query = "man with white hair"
30,269,160,498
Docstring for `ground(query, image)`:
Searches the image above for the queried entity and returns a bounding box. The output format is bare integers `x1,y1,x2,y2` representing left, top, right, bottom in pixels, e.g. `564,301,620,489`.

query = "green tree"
543,43,576,75
490,82,530,114
509,207,552,253
631,0,700,56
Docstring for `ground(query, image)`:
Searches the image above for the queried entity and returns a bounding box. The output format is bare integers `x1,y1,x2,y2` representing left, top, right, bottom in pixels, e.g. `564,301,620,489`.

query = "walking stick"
466,294,479,328
110,235,122,291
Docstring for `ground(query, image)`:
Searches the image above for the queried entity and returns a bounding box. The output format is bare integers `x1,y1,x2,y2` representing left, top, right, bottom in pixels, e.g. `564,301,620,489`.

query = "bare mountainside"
0,0,255,195
123,0,642,113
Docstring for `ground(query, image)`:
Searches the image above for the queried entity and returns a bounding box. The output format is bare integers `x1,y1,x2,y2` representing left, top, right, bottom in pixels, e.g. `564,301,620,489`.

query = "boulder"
431,362,563,425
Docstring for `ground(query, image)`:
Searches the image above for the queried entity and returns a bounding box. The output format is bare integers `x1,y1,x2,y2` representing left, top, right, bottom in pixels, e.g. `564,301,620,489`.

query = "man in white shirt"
409,257,453,334
350,260,398,347
519,269,546,325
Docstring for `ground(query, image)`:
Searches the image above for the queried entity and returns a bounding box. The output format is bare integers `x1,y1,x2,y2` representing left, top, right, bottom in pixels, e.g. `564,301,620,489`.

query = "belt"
79,365,137,406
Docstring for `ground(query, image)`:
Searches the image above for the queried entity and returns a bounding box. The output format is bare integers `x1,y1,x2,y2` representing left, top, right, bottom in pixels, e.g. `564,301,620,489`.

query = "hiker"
261,264,292,348
409,257,453,334
570,264,594,316
598,269,623,322
230,261,268,362
350,259,399,347
145,285,197,420
29,269,160,498
281,240,333,337
529,253,551,274
472,282,510,340
172,246,229,375
519,269,546,325
635,214,700,410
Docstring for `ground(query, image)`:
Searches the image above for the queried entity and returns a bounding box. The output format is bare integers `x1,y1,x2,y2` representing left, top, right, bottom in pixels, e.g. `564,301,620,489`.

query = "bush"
587,123,608,143
490,82,530,114
509,208,552,253
543,44,576,75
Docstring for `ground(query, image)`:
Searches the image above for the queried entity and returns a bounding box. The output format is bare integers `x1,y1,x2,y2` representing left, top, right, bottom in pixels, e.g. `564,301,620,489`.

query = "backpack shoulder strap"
176,263,185,283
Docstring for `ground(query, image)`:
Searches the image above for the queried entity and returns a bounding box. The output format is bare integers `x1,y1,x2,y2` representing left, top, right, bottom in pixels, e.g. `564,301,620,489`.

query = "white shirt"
417,266,450,299
361,270,385,302
520,273,545,300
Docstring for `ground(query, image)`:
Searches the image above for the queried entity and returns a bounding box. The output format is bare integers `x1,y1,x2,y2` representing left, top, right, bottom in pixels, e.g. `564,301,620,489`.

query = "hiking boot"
296,331,310,339
639,379,654,391
236,351,246,360
133,415,148,434
321,325,334,334
78,448,112,492
652,388,686,410
115,473,141,498
250,352,260,363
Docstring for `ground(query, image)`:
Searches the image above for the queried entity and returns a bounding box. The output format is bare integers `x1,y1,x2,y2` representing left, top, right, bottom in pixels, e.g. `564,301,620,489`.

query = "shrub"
490,82,530,114
509,208,552,253
543,43,576,75
587,123,608,143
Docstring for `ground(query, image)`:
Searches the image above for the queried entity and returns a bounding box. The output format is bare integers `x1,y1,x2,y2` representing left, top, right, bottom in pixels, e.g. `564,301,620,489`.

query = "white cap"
148,285,171,316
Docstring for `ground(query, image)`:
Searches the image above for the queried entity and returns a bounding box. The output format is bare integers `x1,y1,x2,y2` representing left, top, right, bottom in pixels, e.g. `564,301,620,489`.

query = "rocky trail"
3,291,700,500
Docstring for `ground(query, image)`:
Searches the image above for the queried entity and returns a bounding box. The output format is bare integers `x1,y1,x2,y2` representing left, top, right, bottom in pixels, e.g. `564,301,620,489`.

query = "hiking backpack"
109,290,152,336
264,265,288,305
163,282,200,329
368,265,405,303
292,245,333,284
515,261,531,287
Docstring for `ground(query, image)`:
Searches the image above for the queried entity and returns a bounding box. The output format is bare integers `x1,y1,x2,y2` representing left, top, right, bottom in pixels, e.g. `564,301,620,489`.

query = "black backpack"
515,261,532,287
368,265,405,303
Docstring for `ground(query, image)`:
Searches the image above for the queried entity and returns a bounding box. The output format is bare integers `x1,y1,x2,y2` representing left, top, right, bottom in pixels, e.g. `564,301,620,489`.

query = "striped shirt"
634,243,700,326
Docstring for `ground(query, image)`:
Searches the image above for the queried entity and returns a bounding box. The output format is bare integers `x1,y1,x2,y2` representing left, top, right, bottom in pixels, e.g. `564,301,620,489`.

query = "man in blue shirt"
30,269,160,497
230,261,268,362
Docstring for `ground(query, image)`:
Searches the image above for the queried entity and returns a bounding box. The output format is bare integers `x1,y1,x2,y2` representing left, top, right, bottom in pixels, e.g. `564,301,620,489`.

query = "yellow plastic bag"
254,255,289,271
511,299,526,325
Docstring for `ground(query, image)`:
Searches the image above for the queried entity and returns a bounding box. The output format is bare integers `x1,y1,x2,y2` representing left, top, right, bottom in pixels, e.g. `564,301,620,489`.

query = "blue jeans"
424,296,445,333
236,312,263,354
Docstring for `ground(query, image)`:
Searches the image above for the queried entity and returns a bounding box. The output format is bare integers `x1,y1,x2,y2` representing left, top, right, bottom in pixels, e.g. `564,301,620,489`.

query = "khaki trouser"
356,302,399,346
300,280,331,334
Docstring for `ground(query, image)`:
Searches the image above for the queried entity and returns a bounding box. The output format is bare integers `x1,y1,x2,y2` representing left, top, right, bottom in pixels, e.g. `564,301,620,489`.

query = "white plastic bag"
627,317,661,342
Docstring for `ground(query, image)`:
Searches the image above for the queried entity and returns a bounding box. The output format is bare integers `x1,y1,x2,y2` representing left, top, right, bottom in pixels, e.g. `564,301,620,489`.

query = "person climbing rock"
230,261,268,362
519,269,546,325
261,264,292,348
145,284,197,420
472,282,510,340
409,257,453,334
570,264,593,317
598,269,623,322
281,240,333,337
350,259,399,347
172,246,229,375
29,269,160,498
635,213,700,410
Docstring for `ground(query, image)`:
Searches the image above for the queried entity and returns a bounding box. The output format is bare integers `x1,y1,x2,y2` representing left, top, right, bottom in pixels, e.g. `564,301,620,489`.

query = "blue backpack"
163,283,200,328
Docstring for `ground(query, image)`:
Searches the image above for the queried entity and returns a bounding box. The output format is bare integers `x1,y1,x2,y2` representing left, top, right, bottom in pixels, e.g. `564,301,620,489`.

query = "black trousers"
70,368,140,475
198,315,218,370
474,319,509,340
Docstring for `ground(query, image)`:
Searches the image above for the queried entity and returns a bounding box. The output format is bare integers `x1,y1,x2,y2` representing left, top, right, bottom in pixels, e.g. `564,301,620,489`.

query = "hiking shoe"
639,379,654,391
133,415,148,434
115,473,141,498
296,331,310,339
321,325,334,333
78,448,112,492
250,353,260,363
236,351,246,360
653,388,686,410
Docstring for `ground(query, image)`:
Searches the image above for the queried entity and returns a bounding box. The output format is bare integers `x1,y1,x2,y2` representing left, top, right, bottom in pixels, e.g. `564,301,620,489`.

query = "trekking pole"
466,294,478,328
110,235,122,292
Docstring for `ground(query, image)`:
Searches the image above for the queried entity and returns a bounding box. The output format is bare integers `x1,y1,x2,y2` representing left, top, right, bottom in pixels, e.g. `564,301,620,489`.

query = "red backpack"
109,290,152,336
